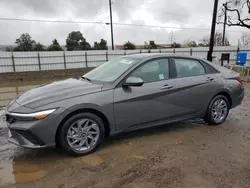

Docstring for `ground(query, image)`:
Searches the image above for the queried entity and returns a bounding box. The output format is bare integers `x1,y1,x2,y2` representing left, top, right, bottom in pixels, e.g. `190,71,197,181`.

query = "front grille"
6,114,35,124
6,114,16,124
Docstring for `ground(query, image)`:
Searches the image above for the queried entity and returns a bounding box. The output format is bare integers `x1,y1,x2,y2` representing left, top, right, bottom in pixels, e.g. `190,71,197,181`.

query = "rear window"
203,60,234,74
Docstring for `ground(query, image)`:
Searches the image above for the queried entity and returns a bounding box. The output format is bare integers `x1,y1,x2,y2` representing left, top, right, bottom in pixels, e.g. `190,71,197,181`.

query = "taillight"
235,76,243,84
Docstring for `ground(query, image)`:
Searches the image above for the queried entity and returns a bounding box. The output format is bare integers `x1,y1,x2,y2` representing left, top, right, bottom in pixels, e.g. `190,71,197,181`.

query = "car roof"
123,53,202,60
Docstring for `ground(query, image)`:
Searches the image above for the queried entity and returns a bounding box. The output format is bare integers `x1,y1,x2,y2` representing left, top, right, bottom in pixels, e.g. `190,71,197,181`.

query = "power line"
0,17,101,24
0,17,242,32
84,15,109,34
111,22,241,32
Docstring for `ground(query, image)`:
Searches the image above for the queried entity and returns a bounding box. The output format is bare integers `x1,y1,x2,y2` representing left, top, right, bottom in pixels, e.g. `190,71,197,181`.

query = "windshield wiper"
81,76,92,82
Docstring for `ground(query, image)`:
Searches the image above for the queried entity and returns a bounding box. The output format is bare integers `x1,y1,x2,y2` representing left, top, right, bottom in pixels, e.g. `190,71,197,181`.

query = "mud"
0,83,250,188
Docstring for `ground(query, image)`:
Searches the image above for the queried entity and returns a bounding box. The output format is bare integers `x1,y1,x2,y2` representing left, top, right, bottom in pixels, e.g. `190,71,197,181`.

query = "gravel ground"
0,84,250,188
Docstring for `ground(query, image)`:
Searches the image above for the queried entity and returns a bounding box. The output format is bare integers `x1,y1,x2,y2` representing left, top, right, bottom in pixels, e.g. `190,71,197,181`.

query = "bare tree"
218,0,250,29
241,32,250,45
214,32,230,46
198,37,210,47
199,32,230,46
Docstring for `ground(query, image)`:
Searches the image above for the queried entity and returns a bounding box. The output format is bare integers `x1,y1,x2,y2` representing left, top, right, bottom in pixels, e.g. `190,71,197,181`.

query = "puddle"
0,163,15,185
132,155,146,160
80,154,104,166
0,149,107,186
0,161,48,186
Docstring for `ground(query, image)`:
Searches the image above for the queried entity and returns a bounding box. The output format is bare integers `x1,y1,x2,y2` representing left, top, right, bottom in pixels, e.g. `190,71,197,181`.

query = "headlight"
8,109,56,120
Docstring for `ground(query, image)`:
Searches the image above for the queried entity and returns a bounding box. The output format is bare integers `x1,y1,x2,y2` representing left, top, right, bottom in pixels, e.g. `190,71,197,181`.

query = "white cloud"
0,0,245,46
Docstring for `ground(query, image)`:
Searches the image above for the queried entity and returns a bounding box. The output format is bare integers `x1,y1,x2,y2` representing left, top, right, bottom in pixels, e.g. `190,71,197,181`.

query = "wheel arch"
55,107,111,147
214,91,232,108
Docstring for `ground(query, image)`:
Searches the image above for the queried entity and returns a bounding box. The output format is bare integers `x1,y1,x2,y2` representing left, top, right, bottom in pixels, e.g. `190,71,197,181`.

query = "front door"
113,58,179,131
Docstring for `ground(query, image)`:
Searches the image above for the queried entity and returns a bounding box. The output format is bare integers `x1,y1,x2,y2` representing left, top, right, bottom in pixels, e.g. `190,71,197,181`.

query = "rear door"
171,58,222,116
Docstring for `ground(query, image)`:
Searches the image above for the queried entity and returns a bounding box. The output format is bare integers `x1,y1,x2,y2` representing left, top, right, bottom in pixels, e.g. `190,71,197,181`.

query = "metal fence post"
85,51,88,67
11,52,16,72
190,48,193,56
63,52,67,69
37,52,41,71
15,86,19,95
173,48,175,54
124,51,126,56
140,49,142,54
106,51,108,62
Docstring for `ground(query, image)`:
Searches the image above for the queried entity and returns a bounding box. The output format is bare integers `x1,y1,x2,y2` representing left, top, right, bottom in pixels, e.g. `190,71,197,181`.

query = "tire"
204,95,230,125
59,112,105,156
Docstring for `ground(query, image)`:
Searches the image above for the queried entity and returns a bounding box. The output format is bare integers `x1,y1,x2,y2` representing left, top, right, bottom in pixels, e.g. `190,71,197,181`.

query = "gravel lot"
0,83,250,188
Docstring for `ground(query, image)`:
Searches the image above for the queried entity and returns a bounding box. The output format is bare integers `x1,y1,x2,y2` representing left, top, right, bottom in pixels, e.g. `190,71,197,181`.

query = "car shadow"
102,120,204,148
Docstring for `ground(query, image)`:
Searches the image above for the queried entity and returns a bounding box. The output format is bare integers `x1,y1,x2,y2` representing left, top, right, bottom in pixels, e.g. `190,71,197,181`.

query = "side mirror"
123,77,144,87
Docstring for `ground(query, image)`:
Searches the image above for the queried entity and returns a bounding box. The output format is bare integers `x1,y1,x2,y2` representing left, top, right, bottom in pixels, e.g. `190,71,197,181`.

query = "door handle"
206,77,215,82
161,85,174,90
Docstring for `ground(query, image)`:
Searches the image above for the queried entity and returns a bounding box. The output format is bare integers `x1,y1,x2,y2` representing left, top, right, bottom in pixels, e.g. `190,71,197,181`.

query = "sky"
0,0,248,46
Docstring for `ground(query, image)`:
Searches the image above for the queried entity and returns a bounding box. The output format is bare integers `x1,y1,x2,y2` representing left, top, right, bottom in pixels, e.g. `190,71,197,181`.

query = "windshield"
83,57,138,82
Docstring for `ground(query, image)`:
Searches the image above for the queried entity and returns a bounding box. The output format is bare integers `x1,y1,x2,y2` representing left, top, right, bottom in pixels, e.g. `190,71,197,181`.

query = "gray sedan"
5,54,244,155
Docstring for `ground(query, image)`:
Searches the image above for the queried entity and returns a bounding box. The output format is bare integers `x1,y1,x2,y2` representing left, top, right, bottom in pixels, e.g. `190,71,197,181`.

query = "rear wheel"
59,113,105,156
204,95,229,125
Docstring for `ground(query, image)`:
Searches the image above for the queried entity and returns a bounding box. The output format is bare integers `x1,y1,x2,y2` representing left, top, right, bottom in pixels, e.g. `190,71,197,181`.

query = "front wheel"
59,113,105,156
204,95,230,125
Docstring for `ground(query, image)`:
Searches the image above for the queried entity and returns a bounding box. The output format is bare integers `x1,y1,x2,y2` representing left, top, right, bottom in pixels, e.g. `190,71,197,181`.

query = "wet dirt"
0,83,250,188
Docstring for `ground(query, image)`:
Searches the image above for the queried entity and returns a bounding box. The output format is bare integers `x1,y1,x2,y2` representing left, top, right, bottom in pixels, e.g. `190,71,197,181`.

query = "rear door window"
174,58,205,78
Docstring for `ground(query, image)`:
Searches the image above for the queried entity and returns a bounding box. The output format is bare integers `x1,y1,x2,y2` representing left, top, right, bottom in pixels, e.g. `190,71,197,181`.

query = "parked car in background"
5,54,244,155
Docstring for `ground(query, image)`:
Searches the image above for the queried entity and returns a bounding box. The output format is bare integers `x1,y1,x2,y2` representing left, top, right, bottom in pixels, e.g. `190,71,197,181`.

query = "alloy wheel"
67,119,100,151
212,99,228,123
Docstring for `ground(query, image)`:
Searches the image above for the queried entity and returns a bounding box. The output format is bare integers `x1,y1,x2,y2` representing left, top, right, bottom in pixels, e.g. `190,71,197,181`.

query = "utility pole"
222,2,227,46
169,31,175,45
207,0,219,61
109,0,114,50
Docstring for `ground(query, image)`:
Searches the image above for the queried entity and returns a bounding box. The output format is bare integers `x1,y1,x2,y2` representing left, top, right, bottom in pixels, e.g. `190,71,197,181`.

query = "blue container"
236,51,247,66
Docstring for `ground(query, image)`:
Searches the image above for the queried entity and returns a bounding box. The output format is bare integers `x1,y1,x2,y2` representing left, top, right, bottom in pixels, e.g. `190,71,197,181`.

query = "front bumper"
8,129,46,149
5,102,65,149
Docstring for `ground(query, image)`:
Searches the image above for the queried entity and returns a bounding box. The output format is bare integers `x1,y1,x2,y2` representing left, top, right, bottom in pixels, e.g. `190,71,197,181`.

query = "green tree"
93,39,107,50
5,46,14,52
33,43,46,51
188,41,198,47
47,39,63,51
143,41,157,49
144,41,150,49
52,39,59,45
123,41,136,50
66,31,91,51
149,41,157,49
14,33,36,51
171,42,181,48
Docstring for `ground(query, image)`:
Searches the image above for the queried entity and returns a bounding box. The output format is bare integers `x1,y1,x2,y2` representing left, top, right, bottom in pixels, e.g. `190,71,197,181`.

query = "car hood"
16,78,103,109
